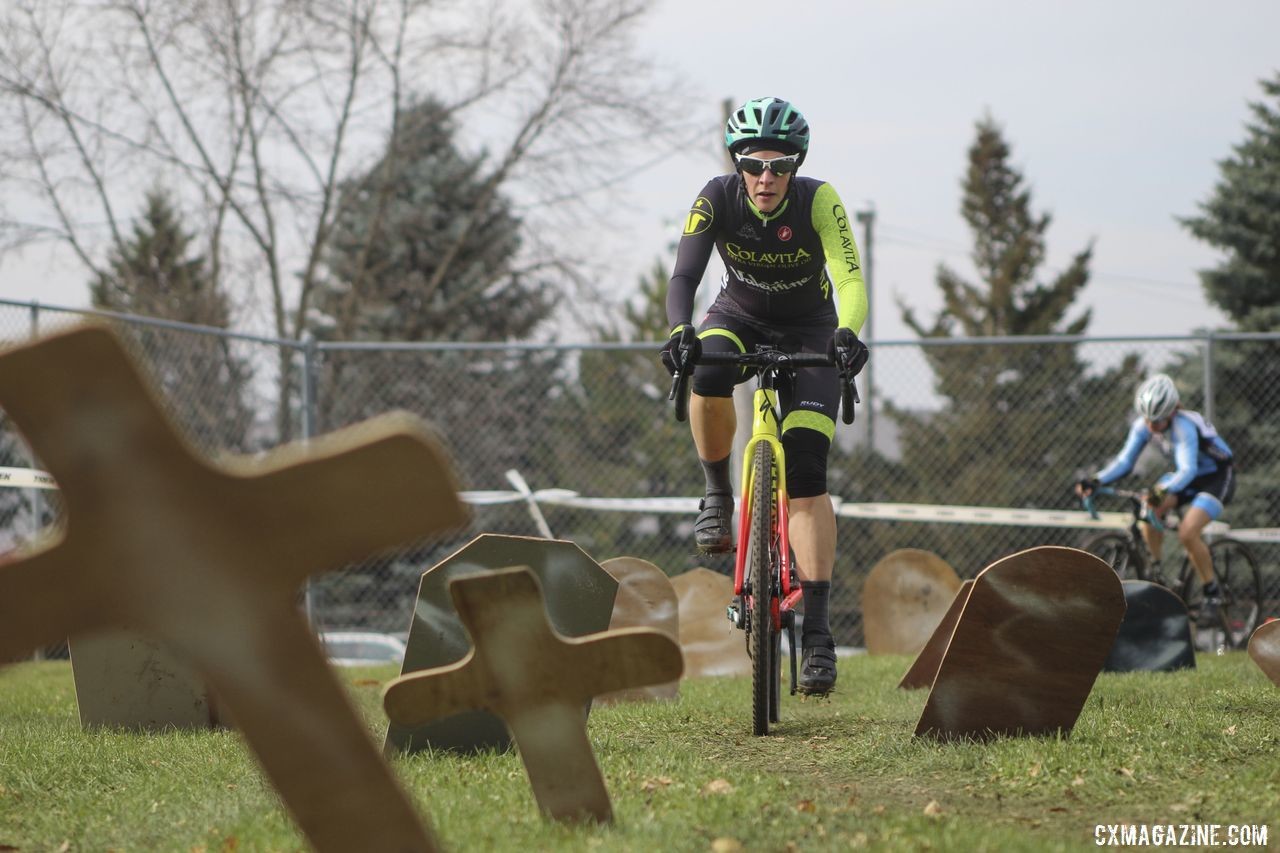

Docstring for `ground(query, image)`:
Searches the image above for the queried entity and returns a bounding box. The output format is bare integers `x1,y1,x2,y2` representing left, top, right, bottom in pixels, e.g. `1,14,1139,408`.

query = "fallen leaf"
641,776,674,791
1028,762,1042,778
352,678,380,687
795,800,816,813
1072,775,1085,787
701,778,734,796
1224,725,1237,736
710,838,743,852
923,800,943,817
873,805,886,815
1117,767,1135,780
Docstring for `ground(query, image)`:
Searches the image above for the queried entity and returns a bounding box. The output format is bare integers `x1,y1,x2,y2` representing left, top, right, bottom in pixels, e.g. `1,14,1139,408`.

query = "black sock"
801,580,832,645
700,454,732,496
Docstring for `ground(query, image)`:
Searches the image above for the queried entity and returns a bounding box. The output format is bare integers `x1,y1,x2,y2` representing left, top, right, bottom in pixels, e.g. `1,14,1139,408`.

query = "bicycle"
668,344,857,735
1081,486,1262,651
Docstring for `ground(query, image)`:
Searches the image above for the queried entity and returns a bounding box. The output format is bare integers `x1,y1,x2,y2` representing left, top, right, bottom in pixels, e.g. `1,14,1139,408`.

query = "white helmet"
1134,373,1179,421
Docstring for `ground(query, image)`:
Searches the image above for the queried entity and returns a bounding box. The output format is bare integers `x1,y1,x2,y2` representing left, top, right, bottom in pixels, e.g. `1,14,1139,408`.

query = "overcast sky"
621,0,1279,341
3,0,1277,343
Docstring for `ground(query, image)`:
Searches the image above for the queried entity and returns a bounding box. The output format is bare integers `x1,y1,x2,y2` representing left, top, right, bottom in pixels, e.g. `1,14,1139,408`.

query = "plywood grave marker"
914,546,1125,741
898,579,974,690
1103,581,1195,673
670,567,750,678
1248,620,1280,688
69,630,224,730
383,567,682,824
862,548,962,656
386,534,618,754
0,325,468,853
598,556,680,705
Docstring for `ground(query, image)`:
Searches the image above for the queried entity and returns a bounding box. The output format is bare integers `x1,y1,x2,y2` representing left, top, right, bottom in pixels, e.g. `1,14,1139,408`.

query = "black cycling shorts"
691,312,837,499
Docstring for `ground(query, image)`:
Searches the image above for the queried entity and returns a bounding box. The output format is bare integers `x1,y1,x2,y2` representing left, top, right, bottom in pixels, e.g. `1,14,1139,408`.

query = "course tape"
5,466,1273,539
0,467,57,490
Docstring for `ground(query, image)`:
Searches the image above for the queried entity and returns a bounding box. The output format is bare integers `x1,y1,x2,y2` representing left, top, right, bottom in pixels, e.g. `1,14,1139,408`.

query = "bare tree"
0,0,691,441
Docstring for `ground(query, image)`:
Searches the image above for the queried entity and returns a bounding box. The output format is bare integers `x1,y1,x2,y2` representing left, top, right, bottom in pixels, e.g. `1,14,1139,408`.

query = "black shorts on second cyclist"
1172,463,1235,520
692,312,838,499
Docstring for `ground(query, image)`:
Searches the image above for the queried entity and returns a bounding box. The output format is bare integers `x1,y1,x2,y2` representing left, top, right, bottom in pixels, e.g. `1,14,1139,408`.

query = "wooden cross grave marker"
382,566,684,824
0,325,469,853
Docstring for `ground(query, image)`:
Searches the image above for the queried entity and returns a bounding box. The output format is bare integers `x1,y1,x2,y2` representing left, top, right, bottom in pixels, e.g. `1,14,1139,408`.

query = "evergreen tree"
312,97,561,489
91,190,253,453
1178,72,1280,528
888,116,1138,567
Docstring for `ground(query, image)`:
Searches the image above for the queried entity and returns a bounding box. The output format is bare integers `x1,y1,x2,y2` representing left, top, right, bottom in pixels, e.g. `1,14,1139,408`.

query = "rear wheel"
748,441,777,737
1182,538,1262,652
1081,532,1145,581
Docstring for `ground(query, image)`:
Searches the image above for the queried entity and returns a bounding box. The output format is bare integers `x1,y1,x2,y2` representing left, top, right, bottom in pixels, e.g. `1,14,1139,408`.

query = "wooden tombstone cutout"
597,556,680,705
898,579,974,690
1103,580,1195,673
386,534,618,754
862,548,962,656
0,325,469,853
69,630,224,730
670,568,751,678
1248,620,1280,688
914,546,1125,741
383,567,683,824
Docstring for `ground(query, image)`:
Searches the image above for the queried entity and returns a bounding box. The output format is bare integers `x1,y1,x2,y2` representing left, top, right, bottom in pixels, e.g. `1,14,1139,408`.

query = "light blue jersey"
1096,410,1233,515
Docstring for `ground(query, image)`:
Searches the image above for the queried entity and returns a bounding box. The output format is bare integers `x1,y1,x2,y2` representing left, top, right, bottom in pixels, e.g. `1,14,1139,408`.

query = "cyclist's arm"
1154,415,1199,493
1095,418,1151,485
811,183,867,334
665,180,724,330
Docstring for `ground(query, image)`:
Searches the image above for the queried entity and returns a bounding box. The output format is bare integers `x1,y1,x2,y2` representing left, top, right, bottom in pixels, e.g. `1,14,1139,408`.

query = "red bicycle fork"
734,485,800,628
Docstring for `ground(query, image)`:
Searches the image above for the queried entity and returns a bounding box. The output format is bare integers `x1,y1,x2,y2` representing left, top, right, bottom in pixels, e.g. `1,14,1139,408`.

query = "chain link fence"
2,298,1277,651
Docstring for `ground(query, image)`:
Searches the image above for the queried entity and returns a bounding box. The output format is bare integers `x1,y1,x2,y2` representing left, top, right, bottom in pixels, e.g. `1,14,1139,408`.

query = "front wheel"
1182,538,1262,652
1081,531,1146,581
748,441,779,737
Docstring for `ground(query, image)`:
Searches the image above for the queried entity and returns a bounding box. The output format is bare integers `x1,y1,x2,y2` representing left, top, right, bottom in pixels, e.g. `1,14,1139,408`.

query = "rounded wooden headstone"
1248,619,1280,688
670,568,750,678
862,549,962,655
914,546,1125,742
597,557,680,705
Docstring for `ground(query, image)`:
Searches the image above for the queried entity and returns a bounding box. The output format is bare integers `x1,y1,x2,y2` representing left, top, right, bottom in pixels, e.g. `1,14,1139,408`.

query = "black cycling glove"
828,327,869,376
660,324,701,375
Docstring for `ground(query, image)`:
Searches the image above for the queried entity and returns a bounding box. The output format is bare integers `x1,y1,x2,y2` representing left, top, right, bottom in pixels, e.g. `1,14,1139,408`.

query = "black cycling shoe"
798,641,837,695
694,492,734,554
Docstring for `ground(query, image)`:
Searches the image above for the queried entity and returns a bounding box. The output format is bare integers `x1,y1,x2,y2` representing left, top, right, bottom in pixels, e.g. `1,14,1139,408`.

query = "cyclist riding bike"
1075,373,1236,607
659,96,869,695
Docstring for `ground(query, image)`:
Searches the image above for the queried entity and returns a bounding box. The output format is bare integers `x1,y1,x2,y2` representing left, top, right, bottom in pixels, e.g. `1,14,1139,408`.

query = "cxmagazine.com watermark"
1095,823,1269,847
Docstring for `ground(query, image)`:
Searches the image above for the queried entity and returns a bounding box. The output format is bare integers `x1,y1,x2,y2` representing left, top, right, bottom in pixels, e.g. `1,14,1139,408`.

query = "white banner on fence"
6,465,1273,539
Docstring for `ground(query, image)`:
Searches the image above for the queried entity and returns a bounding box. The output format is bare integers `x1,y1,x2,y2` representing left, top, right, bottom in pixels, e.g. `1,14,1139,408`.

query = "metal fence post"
1202,331,1215,423
27,302,45,550
300,333,318,629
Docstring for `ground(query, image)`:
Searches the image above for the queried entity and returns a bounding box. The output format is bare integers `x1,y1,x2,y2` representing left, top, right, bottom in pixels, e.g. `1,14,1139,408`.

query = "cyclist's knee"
783,427,830,499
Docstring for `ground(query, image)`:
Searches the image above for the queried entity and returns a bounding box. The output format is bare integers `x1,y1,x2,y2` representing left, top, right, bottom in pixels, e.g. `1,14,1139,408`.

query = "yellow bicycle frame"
733,387,796,609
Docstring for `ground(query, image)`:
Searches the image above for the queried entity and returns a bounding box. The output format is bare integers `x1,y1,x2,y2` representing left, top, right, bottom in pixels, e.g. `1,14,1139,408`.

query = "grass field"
0,653,1275,851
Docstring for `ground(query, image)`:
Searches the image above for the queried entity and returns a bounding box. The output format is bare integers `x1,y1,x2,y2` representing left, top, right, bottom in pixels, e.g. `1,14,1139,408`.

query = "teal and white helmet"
725,97,810,163
1135,373,1179,421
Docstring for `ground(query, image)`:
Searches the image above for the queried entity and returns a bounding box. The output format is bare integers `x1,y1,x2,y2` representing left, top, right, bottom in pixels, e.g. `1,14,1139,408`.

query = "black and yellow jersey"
665,174,868,333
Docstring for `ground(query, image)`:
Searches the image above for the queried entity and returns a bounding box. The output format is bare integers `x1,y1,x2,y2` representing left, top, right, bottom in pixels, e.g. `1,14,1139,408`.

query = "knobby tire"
1082,531,1146,581
1181,538,1263,651
749,441,776,737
